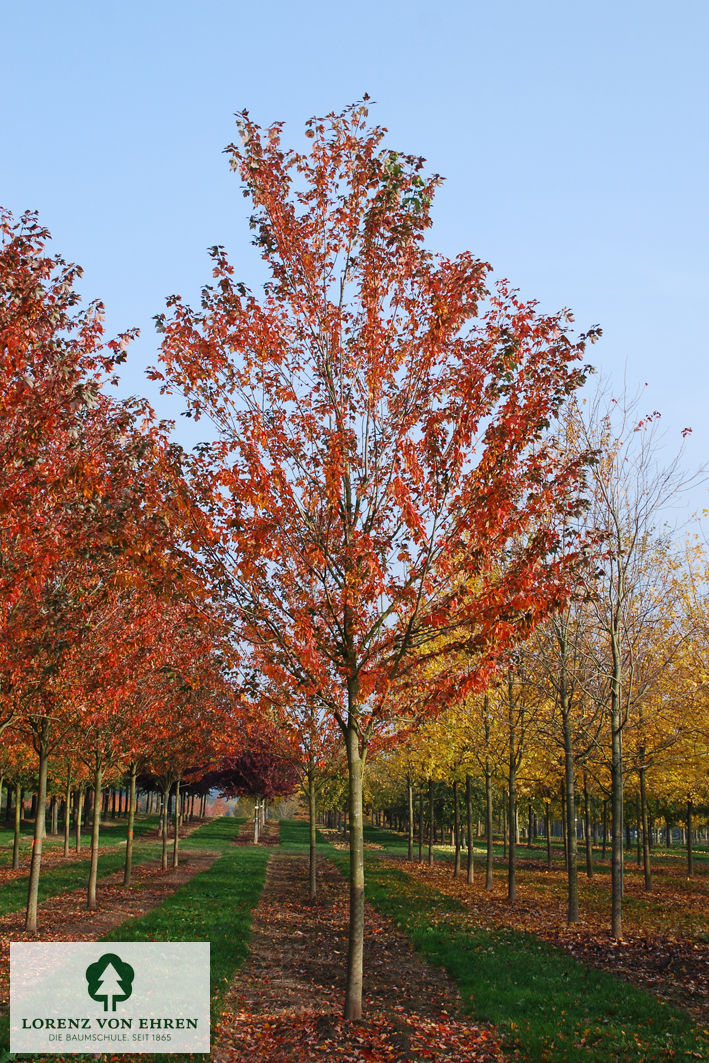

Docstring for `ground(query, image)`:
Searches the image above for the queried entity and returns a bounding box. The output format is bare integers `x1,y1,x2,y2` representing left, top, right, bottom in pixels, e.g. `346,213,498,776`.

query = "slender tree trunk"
344,718,365,1021
63,778,71,858
686,799,694,878
172,777,180,869
308,757,317,900
610,628,624,938
407,775,414,862
161,788,169,870
123,763,137,886
502,789,508,860
12,781,21,870
427,778,434,866
87,763,104,910
561,784,568,871
638,766,651,891
75,785,84,853
25,725,50,931
466,774,474,884
527,801,533,849
485,764,493,889
417,791,423,862
453,780,461,877
545,800,552,870
562,711,578,921
583,774,593,879
602,798,608,860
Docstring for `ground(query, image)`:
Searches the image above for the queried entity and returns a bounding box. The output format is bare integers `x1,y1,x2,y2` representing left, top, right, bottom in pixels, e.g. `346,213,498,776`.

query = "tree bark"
63,778,71,858
686,799,694,877
417,791,423,862
610,628,624,938
25,723,49,931
160,787,169,870
308,757,317,900
562,710,578,921
75,785,85,853
87,762,104,910
453,780,461,877
637,766,651,890
172,777,180,869
485,763,493,889
12,781,21,870
583,774,594,879
407,775,414,862
427,778,434,866
344,718,365,1021
466,774,474,884
545,800,552,870
123,763,137,886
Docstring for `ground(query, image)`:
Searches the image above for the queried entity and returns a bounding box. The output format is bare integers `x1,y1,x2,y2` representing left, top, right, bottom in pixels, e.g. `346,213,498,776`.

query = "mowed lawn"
321,824,708,1062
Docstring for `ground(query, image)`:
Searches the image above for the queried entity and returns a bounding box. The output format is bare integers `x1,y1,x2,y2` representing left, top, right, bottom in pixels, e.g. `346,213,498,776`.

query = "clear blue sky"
2,1,707,515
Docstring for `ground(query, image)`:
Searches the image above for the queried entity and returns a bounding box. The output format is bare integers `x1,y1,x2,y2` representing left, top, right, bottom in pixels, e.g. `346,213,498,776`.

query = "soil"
212,852,505,1063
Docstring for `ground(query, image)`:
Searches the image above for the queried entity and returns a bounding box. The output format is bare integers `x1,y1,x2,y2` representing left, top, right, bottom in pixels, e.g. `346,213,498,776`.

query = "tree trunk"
172,778,180,869
427,778,434,866
418,791,423,862
507,776,516,903
610,629,624,938
527,801,533,849
562,710,578,921
502,789,508,860
63,779,71,858
545,800,552,870
308,758,317,900
686,799,694,877
485,764,493,889
453,780,461,877
583,774,593,879
466,774,474,884
75,786,84,853
407,775,414,862
87,763,104,910
123,763,137,886
637,766,650,890
161,788,169,870
25,724,50,931
344,719,365,1021
12,781,21,870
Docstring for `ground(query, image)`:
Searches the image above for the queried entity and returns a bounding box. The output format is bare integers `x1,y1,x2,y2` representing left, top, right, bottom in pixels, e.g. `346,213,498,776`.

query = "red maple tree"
153,101,596,1018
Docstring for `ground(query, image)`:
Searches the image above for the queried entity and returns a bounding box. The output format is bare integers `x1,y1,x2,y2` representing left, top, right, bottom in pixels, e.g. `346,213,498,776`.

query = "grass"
0,815,162,867
324,833,709,1062
101,816,268,1063
1,817,268,1063
0,842,161,917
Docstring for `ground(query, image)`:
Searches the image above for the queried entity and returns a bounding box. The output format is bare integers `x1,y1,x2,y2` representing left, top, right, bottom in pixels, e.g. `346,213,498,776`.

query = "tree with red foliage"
154,101,596,1018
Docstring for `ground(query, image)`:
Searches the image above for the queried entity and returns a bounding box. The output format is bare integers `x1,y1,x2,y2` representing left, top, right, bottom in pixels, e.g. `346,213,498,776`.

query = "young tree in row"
154,102,597,1019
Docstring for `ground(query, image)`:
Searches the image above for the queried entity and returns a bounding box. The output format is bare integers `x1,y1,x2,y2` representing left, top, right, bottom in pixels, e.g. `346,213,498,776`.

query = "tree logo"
85,953,135,1012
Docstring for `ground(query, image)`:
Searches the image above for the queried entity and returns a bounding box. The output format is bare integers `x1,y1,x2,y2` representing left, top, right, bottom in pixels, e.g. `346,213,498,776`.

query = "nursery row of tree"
2,100,708,1022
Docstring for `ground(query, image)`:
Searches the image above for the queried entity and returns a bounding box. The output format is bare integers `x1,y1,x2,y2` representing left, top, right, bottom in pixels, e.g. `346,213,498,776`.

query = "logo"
85,953,135,1012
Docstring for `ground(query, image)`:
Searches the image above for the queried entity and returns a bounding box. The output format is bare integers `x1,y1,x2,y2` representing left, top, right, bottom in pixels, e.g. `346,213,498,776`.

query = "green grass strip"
325,839,708,1062
0,818,266,1062
0,843,161,917
102,817,269,1063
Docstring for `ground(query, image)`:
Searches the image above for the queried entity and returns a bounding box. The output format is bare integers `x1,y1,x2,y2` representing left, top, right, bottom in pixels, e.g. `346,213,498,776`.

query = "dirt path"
212,852,505,1063
0,847,218,1012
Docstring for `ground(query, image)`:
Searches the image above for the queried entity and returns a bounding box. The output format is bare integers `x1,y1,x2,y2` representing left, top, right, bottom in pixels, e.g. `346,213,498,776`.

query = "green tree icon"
85,953,135,1012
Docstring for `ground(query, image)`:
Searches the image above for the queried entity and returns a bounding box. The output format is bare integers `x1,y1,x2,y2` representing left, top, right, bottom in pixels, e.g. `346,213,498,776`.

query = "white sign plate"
10,941,210,1053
